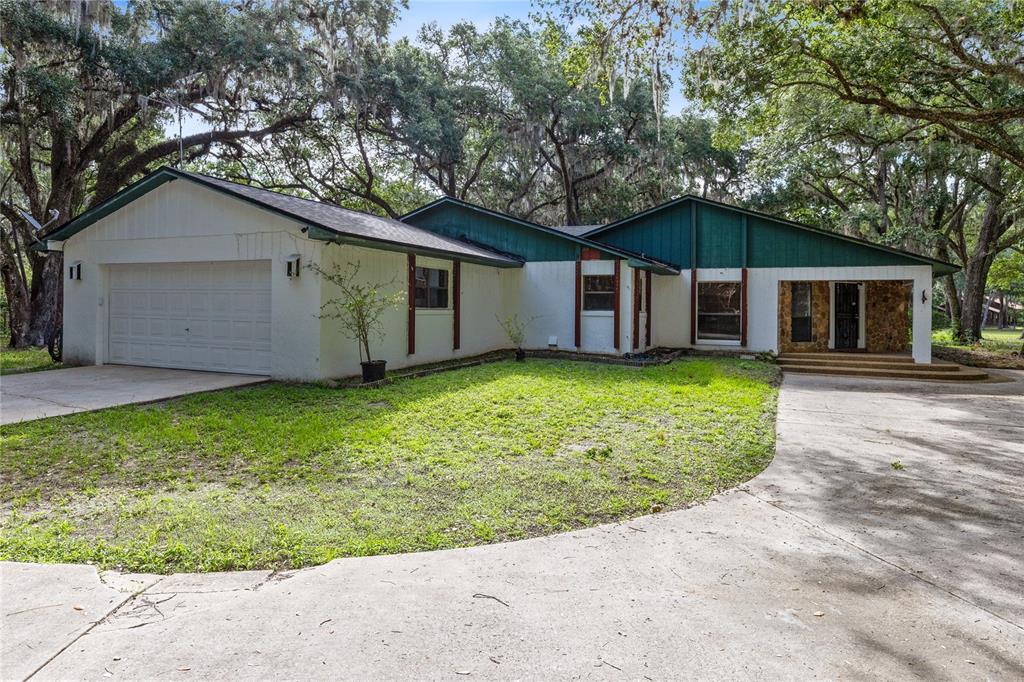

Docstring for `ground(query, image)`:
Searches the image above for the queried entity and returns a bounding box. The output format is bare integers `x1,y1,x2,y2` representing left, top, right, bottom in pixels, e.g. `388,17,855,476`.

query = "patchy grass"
0,343,59,375
0,358,779,573
933,327,1024,369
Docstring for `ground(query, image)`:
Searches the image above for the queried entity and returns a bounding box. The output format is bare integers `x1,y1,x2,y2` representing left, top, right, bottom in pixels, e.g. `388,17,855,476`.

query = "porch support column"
613,259,621,351
689,269,697,345
407,253,416,355
632,268,641,350
912,269,932,364
645,270,652,346
741,267,749,347
452,259,461,351
574,259,582,348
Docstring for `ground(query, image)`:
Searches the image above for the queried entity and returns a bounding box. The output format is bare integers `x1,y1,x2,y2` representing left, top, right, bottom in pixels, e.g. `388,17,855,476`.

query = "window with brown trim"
414,267,449,309
583,275,615,311
697,281,742,341
791,282,812,342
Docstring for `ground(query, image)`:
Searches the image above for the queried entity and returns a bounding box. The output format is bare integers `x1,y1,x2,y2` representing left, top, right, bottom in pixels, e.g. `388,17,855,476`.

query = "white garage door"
108,261,271,375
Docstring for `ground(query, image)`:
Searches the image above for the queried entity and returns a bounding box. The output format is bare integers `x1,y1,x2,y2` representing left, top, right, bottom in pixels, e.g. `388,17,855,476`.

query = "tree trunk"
998,293,1007,329
954,170,1005,343
25,252,63,346
959,259,993,343
942,275,961,336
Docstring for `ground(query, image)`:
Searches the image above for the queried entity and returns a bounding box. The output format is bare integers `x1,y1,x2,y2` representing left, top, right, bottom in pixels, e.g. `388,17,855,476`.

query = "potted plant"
311,261,404,383
497,314,534,361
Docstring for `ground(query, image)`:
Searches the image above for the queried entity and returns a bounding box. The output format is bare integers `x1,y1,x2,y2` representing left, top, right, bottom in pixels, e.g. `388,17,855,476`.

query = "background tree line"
2,0,1020,349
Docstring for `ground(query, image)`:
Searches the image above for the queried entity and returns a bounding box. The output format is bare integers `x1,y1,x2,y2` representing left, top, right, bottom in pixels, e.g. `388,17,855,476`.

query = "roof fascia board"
165,171,519,266
585,194,958,274
307,226,523,268
401,197,678,272
40,168,519,268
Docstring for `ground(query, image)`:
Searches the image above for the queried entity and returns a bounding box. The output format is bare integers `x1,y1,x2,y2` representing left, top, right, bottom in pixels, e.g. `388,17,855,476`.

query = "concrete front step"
778,352,916,364
781,363,989,382
778,357,961,372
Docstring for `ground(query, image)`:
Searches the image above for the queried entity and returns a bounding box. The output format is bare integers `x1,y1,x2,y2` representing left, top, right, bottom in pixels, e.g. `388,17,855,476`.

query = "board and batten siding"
61,179,324,380
403,203,580,261
316,244,512,377
594,198,933,271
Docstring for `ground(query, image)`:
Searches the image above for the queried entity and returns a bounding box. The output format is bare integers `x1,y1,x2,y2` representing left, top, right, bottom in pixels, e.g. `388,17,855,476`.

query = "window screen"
583,275,615,311
414,267,449,309
791,282,812,342
697,281,741,341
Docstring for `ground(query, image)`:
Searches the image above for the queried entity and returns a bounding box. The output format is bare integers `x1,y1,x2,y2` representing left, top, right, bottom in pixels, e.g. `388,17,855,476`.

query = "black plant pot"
514,348,526,362
361,360,387,383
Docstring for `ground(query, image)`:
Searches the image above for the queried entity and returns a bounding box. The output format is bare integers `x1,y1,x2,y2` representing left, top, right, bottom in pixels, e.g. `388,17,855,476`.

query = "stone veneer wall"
865,280,912,353
778,281,831,353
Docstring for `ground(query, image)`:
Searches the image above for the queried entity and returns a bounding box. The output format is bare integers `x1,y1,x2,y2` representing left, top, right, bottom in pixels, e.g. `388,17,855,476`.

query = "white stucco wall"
62,179,324,380
650,272,690,348
647,264,933,362
316,245,512,378
61,178,937,380
745,265,932,361
510,261,576,351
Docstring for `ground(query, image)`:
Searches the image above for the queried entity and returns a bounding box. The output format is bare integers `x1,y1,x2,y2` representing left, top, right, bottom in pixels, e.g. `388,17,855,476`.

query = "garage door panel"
108,261,271,375
189,266,211,288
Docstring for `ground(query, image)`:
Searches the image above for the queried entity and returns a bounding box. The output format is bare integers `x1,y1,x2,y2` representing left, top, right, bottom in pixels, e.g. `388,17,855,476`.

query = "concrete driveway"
2,371,1022,680
0,365,268,425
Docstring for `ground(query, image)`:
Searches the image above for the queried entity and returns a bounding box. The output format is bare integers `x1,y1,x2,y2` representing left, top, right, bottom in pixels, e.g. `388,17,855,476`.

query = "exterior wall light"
286,254,301,278
68,261,82,281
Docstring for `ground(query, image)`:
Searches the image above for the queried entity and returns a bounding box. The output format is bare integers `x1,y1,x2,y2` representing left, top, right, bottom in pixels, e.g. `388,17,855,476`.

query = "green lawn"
0,358,779,573
0,343,59,375
932,327,1023,368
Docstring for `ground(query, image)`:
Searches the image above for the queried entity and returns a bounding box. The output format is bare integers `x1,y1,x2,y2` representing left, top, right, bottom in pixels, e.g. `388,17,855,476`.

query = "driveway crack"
23,576,167,680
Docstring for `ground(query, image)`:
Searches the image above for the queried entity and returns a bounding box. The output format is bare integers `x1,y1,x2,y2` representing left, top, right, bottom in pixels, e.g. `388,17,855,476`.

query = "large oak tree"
0,0,398,347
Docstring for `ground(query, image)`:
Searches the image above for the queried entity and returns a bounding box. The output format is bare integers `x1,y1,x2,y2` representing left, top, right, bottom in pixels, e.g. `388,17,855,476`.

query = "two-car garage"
107,261,272,375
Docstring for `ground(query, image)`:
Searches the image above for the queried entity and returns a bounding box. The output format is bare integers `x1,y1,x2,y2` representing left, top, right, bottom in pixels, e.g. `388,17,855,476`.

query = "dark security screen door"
834,283,860,350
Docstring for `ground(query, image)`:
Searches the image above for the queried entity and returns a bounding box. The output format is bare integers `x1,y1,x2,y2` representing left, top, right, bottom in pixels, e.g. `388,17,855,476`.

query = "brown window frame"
583,274,615,311
697,281,742,341
791,282,813,342
414,266,449,309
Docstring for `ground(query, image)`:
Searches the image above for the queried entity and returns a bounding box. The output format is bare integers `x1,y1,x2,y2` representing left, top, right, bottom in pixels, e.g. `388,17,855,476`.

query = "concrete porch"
777,351,989,381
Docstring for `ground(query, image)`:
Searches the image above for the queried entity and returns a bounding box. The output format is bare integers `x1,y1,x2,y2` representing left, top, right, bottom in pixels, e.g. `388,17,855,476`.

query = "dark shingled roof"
550,224,600,237
40,167,523,267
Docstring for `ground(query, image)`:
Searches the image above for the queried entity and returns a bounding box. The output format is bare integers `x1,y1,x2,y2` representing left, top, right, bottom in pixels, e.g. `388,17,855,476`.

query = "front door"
834,283,860,350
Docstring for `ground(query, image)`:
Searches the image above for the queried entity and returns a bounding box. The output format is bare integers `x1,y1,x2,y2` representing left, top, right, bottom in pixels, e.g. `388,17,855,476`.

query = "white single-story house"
38,167,956,380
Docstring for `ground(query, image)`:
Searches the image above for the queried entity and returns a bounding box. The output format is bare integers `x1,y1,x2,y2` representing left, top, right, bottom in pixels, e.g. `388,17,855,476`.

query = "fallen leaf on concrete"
455,671,472,675
813,611,825,617
72,605,84,611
